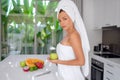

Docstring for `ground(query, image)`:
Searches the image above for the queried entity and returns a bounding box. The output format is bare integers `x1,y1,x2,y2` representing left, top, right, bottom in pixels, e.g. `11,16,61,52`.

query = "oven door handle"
92,65,103,72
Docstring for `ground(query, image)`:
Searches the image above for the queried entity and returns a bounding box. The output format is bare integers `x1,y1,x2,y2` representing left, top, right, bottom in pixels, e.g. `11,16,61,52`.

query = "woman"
48,0,90,80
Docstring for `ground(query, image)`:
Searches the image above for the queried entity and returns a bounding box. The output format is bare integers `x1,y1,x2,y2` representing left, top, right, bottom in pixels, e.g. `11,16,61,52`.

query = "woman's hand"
47,57,59,64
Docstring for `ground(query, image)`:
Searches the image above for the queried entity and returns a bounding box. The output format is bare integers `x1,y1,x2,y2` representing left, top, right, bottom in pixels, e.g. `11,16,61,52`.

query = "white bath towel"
56,0,90,77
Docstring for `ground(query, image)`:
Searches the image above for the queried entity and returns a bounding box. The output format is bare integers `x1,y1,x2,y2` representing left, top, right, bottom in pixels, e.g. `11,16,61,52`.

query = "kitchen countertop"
107,58,120,67
0,55,64,80
92,54,120,67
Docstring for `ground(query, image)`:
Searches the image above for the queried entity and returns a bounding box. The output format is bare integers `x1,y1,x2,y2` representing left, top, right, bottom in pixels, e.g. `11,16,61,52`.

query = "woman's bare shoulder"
70,31,81,40
69,31,82,46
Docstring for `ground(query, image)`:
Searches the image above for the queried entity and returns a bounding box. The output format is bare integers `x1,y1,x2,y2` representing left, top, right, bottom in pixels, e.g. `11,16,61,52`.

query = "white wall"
73,0,82,14
82,0,102,53
82,0,102,80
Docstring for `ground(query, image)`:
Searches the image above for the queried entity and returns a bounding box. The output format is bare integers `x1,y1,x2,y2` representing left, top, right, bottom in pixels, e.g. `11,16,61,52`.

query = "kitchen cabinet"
93,0,120,29
91,54,120,80
93,0,105,29
104,61,120,80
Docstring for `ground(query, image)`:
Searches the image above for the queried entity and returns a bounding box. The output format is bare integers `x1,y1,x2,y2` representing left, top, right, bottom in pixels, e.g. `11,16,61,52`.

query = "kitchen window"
0,0,63,60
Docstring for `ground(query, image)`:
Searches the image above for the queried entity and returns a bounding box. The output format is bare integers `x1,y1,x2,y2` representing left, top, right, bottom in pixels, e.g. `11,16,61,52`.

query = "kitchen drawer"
113,65,120,79
104,62,120,80
104,77,115,80
104,77,116,80
114,65,120,74
104,70,116,80
105,63,114,71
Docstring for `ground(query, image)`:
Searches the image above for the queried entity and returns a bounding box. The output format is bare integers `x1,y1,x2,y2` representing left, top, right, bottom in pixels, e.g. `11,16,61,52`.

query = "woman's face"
58,11,74,31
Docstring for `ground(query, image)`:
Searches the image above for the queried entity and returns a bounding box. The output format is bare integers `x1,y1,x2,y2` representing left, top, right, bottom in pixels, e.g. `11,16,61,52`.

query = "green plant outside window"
1,0,63,60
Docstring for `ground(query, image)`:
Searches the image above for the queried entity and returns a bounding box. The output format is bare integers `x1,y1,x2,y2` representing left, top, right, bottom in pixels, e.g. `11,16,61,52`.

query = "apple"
35,62,44,69
20,61,26,67
23,66,29,72
50,53,58,60
29,66,38,71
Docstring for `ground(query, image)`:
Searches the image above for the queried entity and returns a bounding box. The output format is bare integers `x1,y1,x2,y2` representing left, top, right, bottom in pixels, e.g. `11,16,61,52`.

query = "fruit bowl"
20,58,44,72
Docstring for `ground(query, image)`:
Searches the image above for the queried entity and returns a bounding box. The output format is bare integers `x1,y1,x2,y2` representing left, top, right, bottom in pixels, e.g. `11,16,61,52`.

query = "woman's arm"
48,32,85,66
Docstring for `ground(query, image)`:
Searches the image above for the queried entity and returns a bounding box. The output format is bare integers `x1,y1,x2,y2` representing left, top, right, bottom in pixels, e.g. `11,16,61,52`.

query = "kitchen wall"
81,0,102,79
73,0,82,15
103,28,120,55
73,0,102,54
82,0,102,53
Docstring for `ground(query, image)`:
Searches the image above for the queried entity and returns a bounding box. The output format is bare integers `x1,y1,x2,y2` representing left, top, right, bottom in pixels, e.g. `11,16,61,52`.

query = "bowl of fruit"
20,58,44,72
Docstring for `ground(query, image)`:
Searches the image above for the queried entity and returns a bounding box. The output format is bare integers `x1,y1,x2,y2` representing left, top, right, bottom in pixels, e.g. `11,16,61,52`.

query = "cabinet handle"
92,65,103,72
107,64,114,68
106,77,110,80
105,24,111,26
107,71,113,75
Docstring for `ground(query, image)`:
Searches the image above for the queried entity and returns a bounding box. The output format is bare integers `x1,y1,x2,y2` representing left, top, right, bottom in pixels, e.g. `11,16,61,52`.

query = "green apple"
29,66,38,71
50,53,58,60
20,61,26,67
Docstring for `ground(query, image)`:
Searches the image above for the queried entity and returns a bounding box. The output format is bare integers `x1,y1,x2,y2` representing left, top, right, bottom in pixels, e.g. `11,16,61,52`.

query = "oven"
91,58,104,80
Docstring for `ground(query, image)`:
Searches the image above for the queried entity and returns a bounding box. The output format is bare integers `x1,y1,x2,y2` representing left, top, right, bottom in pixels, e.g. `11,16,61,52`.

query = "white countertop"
92,54,120,67
0,55,64,80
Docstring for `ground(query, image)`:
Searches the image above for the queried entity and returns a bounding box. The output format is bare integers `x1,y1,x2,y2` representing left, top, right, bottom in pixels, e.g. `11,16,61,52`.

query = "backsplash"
102,26,120,55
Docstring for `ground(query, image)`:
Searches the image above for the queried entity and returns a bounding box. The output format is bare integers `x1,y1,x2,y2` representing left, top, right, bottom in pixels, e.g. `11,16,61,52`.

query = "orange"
25,58,44,67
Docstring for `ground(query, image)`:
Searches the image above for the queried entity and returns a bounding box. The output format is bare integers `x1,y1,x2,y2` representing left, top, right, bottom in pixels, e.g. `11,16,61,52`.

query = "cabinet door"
113,65,120,80
104,73,116,80
104,62,116,80
104,61,120,80
104,0,119,26
93,0,105,29
93,0,120,29
115,0,120,27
